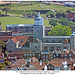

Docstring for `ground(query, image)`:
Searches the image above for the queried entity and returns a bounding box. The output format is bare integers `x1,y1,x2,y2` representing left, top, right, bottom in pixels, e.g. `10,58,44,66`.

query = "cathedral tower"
33,12,45,41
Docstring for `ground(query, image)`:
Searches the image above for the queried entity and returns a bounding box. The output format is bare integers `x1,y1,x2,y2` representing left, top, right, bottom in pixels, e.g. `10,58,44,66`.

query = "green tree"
59,18,75,26
0,40,6,53
2,8,10,15
49,19,59,26
4,61,11,66
50,14,55,18
48,25,72,36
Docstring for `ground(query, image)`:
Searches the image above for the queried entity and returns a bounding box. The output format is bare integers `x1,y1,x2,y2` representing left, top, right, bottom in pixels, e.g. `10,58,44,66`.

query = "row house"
0,31,12,36
6,24,33,33
47,58,72,70
6,57,46,70
53,49,73,59
7,51,52,62
41,52,50,62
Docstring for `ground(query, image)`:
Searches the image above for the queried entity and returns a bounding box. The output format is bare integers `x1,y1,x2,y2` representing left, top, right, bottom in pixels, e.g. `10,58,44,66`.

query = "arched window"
50,46,54,51
44,46,48,51
57,46,61,50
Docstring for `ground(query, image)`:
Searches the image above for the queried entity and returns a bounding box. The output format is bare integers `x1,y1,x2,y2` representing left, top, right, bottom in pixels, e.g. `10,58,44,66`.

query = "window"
27,54,29,56
61,54,63,57
33,54,35,56
43,55,45,58
30,54,31,56
69,54,71,56
49,67,50,69
54,55,55,57
44,46,48,51
35,46,37,48
24,54,26,56
43,59,45,62
46,59,48,61
52,40,55,43
46,40,48,42
46,55,48,58
52,67,53,69
57,54,58,56
39,54,40,57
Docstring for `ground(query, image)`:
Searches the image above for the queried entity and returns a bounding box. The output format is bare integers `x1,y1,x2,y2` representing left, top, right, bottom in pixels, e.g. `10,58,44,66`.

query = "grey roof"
43,36,70,38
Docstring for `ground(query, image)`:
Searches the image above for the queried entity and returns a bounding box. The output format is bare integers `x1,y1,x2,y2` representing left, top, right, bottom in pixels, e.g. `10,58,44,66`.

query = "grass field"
0,3,75,16
0,17,50,30
0,2,75,30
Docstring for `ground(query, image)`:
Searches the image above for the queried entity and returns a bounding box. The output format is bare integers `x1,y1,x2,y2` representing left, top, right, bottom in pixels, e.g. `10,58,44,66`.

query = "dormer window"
27,40,29,42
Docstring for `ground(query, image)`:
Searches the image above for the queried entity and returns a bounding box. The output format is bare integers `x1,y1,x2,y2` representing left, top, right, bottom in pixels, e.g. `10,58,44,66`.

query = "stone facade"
6,12,75,52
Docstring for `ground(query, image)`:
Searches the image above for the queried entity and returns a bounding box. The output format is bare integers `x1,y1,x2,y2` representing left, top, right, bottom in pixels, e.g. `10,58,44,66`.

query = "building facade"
6,12,75,52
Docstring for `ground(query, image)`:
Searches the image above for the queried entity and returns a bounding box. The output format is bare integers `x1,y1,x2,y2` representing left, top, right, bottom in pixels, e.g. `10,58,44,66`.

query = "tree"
32,13,37,18
4,61,10,66
66,10,71,13
0,12,1,16
27,13,32,18
0,40,6,53
2,8,10,15
50,14,55,18
49,19,59,26
48,25,72,36
59,18,75,26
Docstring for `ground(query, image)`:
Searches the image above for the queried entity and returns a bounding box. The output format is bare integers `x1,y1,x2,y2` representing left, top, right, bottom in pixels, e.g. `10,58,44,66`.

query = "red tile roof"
8,59,26,70
11,36,29,43
0,36,13,41
11,36,33,46
48,58,72,67
51,2,64,6
31,57,38,61
66,13,74,20
30,61,45,70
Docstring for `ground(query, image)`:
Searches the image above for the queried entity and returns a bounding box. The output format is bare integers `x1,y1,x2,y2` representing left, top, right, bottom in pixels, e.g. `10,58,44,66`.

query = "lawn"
0,3,75,16
0,2,74,30
0,17,50,30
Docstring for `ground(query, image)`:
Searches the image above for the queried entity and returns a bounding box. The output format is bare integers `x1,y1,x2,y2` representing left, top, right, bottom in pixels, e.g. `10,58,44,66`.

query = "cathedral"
32,12,75,52
6,12,75,52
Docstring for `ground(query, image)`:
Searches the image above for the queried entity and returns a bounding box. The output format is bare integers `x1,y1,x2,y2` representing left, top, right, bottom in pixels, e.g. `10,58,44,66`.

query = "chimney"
62,61,67,70
40,60,42,65
44,65,47,71
29,58,31,62
27,58,31,67
73,63,75,70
